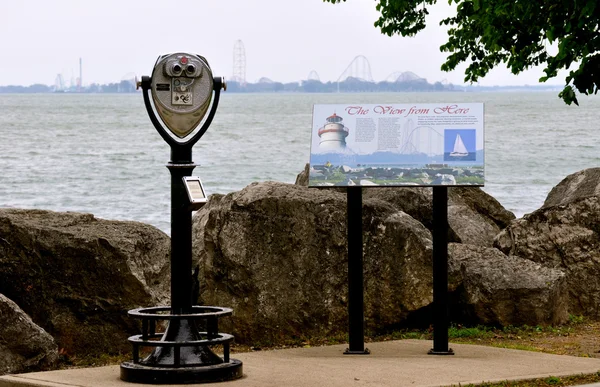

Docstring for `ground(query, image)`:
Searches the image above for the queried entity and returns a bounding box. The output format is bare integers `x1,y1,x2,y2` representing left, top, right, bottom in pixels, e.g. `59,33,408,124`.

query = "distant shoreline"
0,80,563,94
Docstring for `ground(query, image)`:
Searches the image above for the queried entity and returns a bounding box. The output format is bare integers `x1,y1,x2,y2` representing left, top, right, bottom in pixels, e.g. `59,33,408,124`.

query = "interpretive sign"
308,103,484,187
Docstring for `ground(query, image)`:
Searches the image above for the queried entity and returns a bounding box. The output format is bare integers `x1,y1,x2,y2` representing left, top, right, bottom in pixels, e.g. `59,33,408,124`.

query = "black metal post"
167,155,195,314
344,187,369,355
428,186,454,355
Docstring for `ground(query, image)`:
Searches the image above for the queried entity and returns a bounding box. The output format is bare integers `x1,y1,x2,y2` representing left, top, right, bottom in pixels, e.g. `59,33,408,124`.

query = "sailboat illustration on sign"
449,134,469,157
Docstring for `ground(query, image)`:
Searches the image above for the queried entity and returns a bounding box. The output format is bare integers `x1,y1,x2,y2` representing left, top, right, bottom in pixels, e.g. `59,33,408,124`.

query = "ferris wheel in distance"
231,40,247,86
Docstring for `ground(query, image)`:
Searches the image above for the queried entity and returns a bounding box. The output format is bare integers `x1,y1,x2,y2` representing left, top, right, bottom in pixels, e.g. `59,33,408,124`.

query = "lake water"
1,91,599,234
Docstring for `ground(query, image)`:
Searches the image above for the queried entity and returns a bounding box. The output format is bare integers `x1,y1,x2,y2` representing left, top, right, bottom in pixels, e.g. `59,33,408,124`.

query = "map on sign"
308,103,484,187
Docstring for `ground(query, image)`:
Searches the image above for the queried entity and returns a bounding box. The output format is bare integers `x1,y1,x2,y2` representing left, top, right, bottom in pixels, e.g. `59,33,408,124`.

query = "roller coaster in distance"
225,53,459,93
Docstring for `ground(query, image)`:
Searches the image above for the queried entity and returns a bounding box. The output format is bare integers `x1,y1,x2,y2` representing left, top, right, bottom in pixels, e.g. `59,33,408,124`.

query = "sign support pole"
428,186,454,355
345,186,370,355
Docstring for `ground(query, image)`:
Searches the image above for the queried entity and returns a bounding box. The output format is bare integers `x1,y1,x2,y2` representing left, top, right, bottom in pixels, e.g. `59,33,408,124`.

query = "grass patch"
447,371,600,387
448,325,494,339
569,314,585,324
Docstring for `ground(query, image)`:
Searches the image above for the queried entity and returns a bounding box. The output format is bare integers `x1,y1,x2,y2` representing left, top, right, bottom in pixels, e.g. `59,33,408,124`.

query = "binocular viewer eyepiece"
164,56,202,78
149,53,219,139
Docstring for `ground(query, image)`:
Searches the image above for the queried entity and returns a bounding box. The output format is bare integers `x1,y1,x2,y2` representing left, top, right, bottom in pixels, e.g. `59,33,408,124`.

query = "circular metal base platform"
120,359,243,384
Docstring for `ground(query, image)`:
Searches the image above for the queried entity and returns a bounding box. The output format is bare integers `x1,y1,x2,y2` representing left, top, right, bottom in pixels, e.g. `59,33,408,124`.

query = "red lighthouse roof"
326,113,343,123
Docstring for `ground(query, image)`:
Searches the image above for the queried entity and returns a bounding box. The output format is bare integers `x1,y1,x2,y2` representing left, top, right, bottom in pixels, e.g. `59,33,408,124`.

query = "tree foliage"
325,0,600,105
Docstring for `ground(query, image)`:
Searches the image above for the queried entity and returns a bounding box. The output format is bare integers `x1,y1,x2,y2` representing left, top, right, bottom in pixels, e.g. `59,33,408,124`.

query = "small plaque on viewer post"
183,177,207,208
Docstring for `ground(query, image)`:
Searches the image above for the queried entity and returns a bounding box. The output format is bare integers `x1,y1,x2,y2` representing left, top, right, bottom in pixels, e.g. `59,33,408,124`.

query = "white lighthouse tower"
318,113,349,150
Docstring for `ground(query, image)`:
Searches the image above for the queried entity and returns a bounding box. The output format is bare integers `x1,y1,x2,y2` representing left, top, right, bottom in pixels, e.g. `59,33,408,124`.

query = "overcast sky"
1,0,566,87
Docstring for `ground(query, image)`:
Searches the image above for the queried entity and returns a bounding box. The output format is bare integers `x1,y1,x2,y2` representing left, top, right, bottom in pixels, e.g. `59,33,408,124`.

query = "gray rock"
449,186,516,230
365,211,434,323
294,163,310,186
494,196,600,317
447,203,500,247
0,209,170,358
362,186,514,247
543,168,600,208
448,244,568,326
192,181,433,345
494,169,600,318
0,294,58,375
363,186,435,229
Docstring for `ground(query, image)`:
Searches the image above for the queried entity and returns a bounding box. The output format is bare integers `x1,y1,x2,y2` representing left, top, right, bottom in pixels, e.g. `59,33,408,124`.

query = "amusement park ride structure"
229,40,433,86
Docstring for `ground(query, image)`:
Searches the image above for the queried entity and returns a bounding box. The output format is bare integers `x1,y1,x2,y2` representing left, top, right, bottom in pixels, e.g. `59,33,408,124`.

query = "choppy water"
1,92,599,234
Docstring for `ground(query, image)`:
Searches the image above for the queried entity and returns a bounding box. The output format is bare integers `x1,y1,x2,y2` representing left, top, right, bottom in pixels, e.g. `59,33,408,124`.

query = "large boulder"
543,168,600,208
0,294,58,375
364,187,515,247
192,181,561,346
0,209,170,358
192,181,434,345
296,164,515,247
448,244,568,326
495,196,600,317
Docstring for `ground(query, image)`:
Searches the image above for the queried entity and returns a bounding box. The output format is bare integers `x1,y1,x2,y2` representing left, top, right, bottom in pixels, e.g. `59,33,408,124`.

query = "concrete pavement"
1,340,600,387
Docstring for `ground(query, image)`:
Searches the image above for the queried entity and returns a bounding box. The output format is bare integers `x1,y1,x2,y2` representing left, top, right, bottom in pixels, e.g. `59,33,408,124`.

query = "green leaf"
559,85,579,106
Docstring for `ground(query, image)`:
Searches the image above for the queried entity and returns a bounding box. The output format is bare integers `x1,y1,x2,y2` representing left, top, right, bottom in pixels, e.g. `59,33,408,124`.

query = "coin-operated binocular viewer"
120,53,242,384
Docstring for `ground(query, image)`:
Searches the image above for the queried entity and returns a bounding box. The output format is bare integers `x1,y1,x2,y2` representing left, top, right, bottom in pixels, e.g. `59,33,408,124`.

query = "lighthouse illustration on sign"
318,113,349,150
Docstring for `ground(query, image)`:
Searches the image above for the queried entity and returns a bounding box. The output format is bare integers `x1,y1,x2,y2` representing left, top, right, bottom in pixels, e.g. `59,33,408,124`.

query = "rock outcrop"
448,244,568,326
192,181,561,346
0,294,58,375
0,209,170,358
192,181,434,345
495,183,600,317
543,168,600,208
